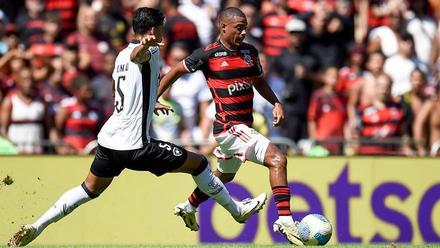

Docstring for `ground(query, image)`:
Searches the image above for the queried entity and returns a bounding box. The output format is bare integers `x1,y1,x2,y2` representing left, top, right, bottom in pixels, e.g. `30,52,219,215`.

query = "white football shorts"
213,124,270,173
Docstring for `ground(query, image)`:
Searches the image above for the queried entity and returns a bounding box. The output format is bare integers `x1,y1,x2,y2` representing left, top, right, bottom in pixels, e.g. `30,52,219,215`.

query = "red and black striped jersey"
260,13,292,57
359,101,404,138
183,41,263,135
45,0,79,36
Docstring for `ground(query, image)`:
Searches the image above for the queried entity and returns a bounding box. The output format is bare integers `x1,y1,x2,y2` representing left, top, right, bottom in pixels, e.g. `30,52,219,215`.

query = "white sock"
32,185,94,233
278,215,294,225
192,166,241,216
183,199,197,213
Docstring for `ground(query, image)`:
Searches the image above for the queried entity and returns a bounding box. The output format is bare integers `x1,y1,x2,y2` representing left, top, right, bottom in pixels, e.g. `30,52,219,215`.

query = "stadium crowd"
0,0,440,156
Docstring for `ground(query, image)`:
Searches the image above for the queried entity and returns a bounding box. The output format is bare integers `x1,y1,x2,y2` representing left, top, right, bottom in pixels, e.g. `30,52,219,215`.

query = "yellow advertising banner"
0,156,439,245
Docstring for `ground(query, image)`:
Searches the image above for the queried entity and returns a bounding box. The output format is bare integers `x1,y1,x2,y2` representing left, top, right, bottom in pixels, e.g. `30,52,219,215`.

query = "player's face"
221,16,247,49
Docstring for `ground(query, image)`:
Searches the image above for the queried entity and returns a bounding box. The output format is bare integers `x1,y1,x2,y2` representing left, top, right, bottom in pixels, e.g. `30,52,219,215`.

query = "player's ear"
217,18,225,33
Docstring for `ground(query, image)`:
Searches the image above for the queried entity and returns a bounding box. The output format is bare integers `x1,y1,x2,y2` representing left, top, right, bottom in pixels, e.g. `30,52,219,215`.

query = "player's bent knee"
177,151,210,175
219,172,236,183
84,171,113,196
81,182,100,199
266,151,287,170
192,155,209,176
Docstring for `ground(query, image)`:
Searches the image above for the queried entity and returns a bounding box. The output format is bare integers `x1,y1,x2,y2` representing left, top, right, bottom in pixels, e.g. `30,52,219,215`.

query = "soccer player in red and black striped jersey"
158,7,303,245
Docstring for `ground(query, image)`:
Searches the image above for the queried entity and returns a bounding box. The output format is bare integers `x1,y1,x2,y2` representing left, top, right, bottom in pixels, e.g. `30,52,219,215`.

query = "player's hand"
154,102,174,116
141,34,165,48
272,102,284,127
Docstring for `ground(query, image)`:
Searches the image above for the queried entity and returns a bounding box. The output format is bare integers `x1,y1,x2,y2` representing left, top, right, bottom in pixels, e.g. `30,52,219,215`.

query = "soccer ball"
298,214,332,245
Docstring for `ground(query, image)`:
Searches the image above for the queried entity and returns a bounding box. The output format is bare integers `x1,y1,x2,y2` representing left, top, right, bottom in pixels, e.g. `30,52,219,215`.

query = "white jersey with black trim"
97,42,161,150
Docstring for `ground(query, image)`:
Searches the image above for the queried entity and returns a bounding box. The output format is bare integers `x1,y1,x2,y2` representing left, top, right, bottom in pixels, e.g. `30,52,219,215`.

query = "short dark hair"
219,7,246,22
132,7,165,35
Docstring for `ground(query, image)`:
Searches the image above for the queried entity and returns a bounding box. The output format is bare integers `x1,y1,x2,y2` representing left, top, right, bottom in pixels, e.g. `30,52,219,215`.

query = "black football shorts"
90,139,188,177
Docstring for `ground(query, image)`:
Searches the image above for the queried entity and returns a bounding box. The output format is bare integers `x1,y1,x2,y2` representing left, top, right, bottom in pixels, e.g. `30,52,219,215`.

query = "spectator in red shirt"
368,0,407,29
60,43,80,92
357,74,412,155
308,66,346,154
255,0,293,58
14,0,45,48
55,75,101,154
44,0,79,36
66,4,108,75
336,44,365,101
38,55,70,119
161,0,200,55
29,12,64,57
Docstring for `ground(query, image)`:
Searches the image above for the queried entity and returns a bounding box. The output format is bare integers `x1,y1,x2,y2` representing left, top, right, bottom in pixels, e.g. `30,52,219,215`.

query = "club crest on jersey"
214,51,227,57
173,147,183,156
243,54,253,66
228,80,252,95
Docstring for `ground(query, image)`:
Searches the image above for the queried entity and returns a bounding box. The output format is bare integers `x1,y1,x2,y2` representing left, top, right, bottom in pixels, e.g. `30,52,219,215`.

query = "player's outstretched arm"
157,61,188,99
130,34,164,64
253,77,285,127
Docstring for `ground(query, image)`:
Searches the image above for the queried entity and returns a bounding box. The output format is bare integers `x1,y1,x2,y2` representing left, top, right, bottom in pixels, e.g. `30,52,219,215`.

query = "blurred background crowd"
1,0,440,156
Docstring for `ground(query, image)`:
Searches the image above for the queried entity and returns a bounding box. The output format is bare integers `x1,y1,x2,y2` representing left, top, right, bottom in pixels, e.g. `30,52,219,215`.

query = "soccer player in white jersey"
7,7,266,247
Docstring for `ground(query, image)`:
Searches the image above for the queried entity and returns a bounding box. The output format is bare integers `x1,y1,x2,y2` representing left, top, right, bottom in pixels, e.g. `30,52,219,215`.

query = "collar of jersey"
219,39,239,52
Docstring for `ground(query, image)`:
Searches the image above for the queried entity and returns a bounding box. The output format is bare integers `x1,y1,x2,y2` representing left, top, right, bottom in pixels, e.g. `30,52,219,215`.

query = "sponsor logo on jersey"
214,51,227,57
227,80,252,95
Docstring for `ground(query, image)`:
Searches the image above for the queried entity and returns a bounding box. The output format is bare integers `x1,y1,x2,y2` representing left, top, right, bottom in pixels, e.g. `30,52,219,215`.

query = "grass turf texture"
1,245,440,248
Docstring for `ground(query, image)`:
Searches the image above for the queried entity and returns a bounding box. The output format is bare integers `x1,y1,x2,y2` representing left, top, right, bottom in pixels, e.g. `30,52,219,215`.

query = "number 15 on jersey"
115,75,125,113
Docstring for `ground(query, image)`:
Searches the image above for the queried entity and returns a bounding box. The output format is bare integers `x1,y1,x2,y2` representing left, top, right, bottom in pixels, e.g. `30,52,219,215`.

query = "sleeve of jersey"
183,48,206,73
252,46,264,77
